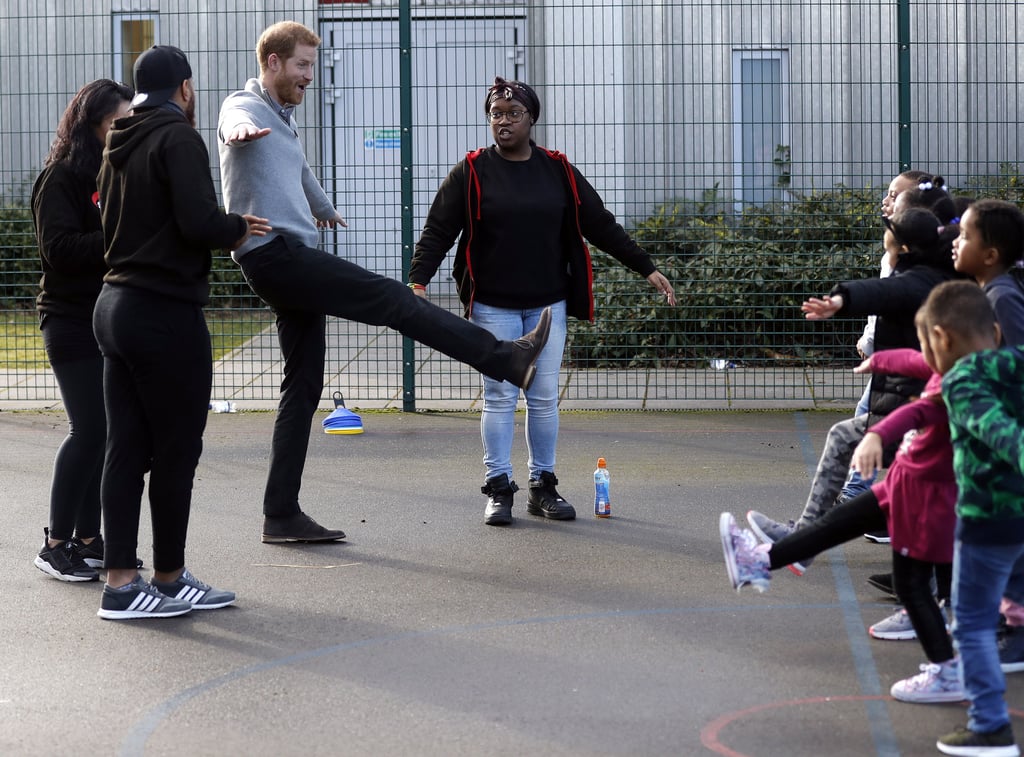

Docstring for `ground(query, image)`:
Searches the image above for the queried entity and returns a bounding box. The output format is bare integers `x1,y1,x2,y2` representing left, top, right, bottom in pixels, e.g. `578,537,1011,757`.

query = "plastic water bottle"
209,400,236,413
594,457,611,518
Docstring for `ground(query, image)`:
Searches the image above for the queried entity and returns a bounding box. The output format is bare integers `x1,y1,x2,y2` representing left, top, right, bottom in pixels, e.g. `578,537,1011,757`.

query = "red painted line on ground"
700,695,1024,757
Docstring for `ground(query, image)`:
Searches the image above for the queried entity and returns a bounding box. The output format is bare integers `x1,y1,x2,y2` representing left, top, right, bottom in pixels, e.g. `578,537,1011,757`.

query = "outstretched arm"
223,124,272,145
646,271,677,306
801,294,843,320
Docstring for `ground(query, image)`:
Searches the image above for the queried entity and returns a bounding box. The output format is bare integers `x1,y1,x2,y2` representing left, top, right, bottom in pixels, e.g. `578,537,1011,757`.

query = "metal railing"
3,0,1022,408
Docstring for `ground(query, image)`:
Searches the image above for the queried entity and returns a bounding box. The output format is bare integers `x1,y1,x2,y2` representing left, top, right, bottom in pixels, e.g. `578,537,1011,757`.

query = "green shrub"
0,188,40,309
0,184,262,310
567,185,889,368
962,162,1024,204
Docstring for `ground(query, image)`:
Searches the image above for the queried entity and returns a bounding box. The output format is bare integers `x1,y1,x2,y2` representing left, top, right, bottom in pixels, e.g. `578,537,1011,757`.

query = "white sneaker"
890,661,964,703
720,512,771,593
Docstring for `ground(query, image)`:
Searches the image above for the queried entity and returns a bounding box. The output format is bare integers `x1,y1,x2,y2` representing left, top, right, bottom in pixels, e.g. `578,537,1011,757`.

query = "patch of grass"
1,312,46,369
0,310,274,370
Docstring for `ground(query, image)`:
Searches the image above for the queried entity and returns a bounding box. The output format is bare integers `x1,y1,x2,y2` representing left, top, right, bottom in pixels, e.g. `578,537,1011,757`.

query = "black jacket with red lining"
410,143,657,320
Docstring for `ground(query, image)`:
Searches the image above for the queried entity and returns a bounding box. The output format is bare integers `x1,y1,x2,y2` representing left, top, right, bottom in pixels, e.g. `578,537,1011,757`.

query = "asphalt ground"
2,408,1022,756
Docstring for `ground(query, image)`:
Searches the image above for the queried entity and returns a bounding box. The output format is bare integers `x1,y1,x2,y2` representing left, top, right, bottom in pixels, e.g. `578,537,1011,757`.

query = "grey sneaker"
891,660,965,703
720,512,771,593
746,510,811,575
746,510,795,543
97,575,192,620
870,607,917,640
870,602,949,641
149,569,235,610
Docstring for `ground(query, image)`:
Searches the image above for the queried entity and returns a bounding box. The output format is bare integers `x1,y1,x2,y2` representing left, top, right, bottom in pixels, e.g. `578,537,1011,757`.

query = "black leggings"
41,315,105,541
769,489,955,663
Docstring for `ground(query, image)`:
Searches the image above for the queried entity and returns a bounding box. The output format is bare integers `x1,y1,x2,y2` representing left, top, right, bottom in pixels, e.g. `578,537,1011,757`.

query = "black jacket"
31,161,107,319
98,107,246,305
831,246,959,426
410,144,656,320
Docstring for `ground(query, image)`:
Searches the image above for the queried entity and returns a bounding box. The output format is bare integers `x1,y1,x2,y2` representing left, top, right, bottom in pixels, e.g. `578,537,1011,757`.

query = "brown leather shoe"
262,511,346,543
507,306,552,390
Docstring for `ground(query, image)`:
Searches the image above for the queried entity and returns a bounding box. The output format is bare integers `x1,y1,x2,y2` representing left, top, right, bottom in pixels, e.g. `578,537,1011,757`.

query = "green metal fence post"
399,0,416,412
897,0,912,171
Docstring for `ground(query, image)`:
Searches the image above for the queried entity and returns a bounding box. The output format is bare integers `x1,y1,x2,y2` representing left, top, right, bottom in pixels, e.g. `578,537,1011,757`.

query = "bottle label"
594,481,611,517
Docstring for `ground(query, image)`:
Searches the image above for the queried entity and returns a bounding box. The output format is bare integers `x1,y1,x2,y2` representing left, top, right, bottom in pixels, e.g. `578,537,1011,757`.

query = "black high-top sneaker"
526,471,576,520
482,474,518,526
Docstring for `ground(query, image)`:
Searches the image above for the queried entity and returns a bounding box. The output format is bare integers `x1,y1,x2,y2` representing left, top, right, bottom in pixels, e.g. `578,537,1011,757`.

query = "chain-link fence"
3,1,1022,409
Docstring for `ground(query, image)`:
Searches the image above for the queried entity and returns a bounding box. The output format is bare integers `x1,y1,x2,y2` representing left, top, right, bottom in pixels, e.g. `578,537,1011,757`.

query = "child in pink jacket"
721,334,960,704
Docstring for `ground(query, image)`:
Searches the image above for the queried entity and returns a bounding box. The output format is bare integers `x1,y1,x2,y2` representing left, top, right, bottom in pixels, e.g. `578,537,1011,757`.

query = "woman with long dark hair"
31,79,132,581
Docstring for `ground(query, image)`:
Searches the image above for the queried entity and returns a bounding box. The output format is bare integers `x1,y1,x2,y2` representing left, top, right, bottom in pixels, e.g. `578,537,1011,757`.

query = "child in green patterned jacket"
921,279,1024,757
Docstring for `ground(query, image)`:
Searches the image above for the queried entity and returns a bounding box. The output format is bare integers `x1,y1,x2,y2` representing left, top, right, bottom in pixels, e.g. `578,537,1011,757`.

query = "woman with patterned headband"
410,76,676,526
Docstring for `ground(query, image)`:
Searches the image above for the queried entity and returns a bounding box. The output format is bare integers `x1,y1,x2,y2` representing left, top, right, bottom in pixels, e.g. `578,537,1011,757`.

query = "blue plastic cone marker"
323,391,363,435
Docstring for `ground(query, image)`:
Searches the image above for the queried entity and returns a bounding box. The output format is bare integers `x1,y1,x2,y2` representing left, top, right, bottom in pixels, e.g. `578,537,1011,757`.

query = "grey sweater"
217,78,337,260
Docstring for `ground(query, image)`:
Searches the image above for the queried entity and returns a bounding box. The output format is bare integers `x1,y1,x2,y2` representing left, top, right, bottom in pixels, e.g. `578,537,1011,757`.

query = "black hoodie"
31,161,108,319
98,106,246,305
830,229,960,425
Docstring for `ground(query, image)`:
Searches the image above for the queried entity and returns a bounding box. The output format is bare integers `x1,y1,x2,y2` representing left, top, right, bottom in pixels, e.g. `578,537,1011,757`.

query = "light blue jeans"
952,537,1024,733
470,300,567,482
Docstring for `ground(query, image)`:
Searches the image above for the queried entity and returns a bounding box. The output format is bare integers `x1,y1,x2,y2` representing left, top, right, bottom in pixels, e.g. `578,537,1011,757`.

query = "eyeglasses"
486,109,527,124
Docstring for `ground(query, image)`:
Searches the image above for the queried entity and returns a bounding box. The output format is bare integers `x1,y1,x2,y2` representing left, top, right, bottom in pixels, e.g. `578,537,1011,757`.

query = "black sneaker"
867,572,897,600
34,528,99,582
864,529,891,544
150,569,235,610
97,575,192,620
482,474,518,526
936,723,1018,756
526,471,576,520
72,535,143,570
1000,625,1024,674
262,511,346,543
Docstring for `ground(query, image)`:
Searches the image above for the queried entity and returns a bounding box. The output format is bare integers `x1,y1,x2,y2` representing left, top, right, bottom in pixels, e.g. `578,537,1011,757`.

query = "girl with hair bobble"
893,175,961,226
31,79,134,581
410,76,676,526
744,207,960,581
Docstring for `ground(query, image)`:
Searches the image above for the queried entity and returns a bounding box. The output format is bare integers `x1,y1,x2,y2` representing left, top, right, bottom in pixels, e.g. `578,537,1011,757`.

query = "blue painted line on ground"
119,411,902,757
120,601,879,757
793,411,900,757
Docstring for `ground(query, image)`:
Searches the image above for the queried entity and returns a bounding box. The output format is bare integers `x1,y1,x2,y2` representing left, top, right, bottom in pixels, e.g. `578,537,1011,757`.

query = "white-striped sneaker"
97,575,192,620
150,569,235,610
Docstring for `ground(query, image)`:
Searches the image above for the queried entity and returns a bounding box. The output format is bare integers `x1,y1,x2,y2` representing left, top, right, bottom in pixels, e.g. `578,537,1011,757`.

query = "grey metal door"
320,17,527,292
